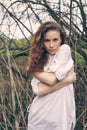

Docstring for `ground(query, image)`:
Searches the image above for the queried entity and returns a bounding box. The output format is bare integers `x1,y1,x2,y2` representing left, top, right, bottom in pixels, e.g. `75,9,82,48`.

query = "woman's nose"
50,41,54,47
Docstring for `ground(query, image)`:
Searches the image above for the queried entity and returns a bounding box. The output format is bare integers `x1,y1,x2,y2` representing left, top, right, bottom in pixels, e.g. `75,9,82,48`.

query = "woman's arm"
33,71,58,86
33,45,73,85
36,68,76,96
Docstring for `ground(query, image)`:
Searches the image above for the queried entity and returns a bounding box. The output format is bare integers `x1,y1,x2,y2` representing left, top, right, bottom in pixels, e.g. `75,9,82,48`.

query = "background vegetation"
0,0,87,130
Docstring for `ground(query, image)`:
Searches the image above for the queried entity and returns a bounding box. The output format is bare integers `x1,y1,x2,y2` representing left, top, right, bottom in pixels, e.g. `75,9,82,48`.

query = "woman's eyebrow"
44,38,50,41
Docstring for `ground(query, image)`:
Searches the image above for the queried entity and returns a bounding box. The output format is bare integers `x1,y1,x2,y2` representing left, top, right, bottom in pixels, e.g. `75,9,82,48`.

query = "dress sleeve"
54,44,74,80
31,77,40,96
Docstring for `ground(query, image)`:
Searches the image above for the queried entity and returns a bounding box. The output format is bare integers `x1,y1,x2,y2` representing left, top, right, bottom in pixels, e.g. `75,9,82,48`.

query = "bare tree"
0,0,87,129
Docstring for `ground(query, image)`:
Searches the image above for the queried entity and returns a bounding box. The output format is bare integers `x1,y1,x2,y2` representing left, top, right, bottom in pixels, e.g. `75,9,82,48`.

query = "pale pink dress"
27,44,76,130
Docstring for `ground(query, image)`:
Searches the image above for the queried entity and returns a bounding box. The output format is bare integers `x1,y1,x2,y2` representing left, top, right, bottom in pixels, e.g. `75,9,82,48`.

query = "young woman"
27,21,76,130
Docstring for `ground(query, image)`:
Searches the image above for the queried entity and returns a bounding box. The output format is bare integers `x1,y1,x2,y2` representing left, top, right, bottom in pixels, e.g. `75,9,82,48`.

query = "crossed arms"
32,67,76,96
31,45,76,96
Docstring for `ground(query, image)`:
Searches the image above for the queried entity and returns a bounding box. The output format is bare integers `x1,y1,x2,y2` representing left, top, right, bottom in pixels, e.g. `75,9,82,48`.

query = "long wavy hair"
27,21,67,74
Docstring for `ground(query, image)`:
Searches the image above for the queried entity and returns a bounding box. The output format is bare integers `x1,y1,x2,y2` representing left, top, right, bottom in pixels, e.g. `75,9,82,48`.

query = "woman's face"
43,30,62,55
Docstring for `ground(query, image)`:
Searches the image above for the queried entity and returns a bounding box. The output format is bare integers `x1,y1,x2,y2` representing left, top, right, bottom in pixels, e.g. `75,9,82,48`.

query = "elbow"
32,83,46,96
36,83,48,96
38,89,47,96
48,78,57,86
33,87,45,96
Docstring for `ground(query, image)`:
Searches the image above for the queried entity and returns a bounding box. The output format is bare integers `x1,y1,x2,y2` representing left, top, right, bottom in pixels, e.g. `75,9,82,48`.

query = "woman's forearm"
33,71,58,86
37,68,76,96
37,78,70,96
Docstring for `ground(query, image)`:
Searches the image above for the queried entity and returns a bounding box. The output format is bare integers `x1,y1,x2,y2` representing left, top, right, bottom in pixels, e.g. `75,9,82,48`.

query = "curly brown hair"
27,21,67,74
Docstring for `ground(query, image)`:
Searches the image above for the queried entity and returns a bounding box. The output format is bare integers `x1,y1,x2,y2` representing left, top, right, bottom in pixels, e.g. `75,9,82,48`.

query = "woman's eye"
44,39,49,43
54,38,58,42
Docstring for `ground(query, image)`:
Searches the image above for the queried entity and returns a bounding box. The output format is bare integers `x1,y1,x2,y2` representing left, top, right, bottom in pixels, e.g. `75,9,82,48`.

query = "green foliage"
75,52,85,65
82,48,87,55
72,51,86,66
13,38,29,48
